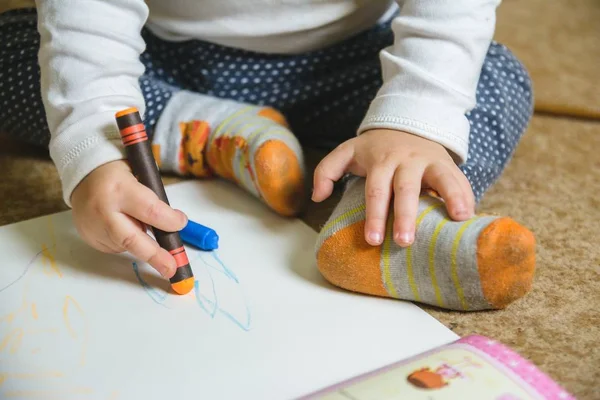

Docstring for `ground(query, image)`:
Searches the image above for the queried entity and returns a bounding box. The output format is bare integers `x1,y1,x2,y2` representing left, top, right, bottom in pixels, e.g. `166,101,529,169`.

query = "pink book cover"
301,335,575,400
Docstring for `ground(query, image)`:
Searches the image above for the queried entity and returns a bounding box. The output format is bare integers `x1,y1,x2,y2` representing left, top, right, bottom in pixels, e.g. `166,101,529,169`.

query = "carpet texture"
494,0,600,118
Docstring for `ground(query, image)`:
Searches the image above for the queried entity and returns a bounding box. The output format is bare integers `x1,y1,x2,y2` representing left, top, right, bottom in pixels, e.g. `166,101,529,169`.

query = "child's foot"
315,176,536,311
151,91,305,216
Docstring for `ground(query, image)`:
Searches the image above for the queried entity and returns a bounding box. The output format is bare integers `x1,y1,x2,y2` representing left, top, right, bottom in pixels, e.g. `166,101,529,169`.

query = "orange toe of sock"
254,140,305,217
316,220,389,298
477,217,536,309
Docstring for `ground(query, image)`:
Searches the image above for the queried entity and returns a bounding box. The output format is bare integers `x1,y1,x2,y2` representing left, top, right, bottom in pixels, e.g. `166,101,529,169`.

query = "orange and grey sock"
315,176,536,311
151,91,305,217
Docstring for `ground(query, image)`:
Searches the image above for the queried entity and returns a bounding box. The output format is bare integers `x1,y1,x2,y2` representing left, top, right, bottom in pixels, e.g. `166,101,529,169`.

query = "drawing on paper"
132,250,252,332
0,214,252,399
0,217,97,399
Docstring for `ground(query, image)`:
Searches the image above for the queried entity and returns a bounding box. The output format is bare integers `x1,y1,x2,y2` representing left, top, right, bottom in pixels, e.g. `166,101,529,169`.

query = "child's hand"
70,160,188,278
312,129,475,247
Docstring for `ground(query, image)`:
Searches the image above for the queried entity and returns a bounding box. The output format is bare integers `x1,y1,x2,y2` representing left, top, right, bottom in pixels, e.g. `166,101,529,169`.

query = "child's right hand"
70,160,188,279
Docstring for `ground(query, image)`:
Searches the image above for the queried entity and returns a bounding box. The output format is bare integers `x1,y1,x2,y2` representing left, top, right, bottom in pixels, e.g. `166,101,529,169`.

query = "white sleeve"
35,0,149,206
358,0,501,164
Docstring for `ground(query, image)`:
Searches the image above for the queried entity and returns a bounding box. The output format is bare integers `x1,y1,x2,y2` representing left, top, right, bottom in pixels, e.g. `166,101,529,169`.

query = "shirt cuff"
49,111,127,207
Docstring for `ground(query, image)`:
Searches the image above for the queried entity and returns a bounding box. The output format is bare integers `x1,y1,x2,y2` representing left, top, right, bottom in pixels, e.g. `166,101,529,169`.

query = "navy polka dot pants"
0,8,533,202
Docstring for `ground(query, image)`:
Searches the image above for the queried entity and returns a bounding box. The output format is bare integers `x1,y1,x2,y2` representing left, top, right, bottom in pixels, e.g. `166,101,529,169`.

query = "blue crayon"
179,219,219,251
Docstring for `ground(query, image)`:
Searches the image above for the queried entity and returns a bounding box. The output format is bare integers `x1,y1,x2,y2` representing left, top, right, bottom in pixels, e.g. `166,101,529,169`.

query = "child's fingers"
312,142,355,202
424,163,473,221
121,183,188,232
106,214,176,278
392,164,425,247
94,238,121,254
364,166,394,245
80,227,119,254
456,170,476,213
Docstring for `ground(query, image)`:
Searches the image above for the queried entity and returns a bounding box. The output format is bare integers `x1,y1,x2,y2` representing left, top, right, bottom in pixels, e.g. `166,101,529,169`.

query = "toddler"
0,0,535,311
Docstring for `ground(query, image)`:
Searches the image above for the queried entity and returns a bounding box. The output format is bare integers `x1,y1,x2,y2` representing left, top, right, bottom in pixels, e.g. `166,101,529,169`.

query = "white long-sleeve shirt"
34,0,500,205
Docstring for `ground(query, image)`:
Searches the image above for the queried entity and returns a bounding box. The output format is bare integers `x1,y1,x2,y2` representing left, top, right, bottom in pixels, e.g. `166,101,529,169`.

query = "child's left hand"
312,129,475,247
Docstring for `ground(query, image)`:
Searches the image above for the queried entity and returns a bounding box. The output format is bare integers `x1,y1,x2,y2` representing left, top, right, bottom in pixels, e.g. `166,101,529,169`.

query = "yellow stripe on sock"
451,217,479,310
320,203,366,234
224,121,253,185
246,126,286,146
429,218,449,307
218,118,274,190
211,105,255,142
405,203,444,302
382,218,398,298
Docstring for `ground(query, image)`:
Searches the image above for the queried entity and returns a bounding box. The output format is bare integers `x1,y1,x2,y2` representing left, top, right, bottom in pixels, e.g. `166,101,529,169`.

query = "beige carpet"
494,0,600,119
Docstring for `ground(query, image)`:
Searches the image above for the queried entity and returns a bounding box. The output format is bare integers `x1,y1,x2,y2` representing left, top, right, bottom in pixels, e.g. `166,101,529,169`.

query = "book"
302,335,575,400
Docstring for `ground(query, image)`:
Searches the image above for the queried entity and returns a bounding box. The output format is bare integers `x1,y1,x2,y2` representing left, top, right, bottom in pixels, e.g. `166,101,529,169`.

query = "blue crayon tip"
179,219,219,251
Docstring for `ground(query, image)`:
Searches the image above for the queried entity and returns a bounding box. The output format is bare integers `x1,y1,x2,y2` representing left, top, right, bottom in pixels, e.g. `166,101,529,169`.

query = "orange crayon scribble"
41,244,62,278
0,373,5,386
2,387,93,398
108,391,120,400
0,312,16,325
25,328,57,335
31,347,41,354
9,371,64,380
1,299,28,325
31,303,38,320
0,328,24,354
63,296,88,366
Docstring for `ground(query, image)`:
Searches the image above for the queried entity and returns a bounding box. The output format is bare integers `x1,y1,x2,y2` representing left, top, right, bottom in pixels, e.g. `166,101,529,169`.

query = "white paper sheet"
0,180,457,399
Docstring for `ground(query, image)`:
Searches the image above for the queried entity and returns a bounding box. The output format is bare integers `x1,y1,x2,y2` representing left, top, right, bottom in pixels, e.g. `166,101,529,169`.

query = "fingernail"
455,206,472,218
178,210,188,226
159,260,176,278
158,267,168,279
161,267,174,279
452,202,466,215
368,232,382,245
395,232,414,246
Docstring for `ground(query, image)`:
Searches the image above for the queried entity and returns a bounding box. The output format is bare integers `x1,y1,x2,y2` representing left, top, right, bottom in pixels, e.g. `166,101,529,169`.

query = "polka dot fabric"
463,46,533,201
0,10,47,146
0,8,532,202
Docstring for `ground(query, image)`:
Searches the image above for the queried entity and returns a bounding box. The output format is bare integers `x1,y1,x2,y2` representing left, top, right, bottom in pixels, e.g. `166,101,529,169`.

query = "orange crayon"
115,107,194,295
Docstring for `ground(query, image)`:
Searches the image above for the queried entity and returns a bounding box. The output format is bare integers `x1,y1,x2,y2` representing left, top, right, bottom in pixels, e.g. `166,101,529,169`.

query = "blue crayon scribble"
132,262,169,308
193,280,252,332
0,248,45,294
193,256,219,318
197,251,238,282
196,251,251,331
132,250,252,331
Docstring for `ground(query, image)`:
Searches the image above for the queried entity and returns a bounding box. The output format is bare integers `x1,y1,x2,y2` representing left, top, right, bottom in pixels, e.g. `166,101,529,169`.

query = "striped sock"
151,91,305,216
315,177,536,311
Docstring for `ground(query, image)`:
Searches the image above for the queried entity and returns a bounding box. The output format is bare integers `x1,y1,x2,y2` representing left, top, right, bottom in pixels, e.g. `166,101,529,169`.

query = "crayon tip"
204,232,219,250
171,277,195,295
115,107,139,118
180,220,219,251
